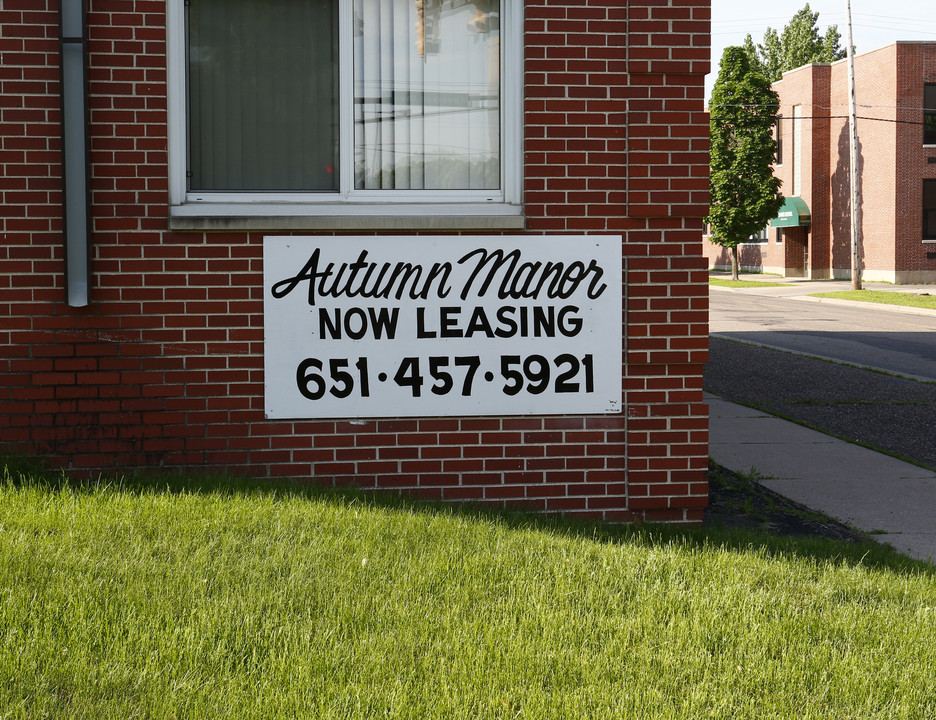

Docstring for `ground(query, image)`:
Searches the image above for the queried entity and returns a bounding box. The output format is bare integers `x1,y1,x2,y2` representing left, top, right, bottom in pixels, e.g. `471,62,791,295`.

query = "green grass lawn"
2,465,936,719
811,289,936,310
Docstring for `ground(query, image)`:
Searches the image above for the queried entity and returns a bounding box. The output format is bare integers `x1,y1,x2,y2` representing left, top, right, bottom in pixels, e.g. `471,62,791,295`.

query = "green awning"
770,196,811,227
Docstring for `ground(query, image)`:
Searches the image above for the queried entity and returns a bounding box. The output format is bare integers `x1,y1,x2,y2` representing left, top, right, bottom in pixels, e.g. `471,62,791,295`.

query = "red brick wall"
0,0,710,523
700,238,769,272
773,64,831,277
739,43,936,282
806,65,832,276
896,44,936,278
831,46,897,276
821,44,936,282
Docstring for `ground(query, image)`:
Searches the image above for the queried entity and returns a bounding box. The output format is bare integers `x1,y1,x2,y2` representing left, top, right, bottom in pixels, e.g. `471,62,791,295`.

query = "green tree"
708,47,784,280
743,4,847,82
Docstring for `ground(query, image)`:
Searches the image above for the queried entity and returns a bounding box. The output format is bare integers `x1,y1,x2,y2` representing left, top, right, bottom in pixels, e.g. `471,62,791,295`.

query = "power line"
710,101,936,113
712,12,936,38
852,12,936,25
708,114,931,127
708,110,931,126
712,12,936,28
851,23,936,36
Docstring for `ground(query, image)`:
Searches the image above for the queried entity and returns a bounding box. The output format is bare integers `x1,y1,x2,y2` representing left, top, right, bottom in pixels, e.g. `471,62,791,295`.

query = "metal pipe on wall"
59,0,92,307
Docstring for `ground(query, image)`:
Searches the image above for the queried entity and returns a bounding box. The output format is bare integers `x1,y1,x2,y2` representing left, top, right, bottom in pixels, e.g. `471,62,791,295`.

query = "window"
775,114,782,165
792,105,802,196
187,0,339,193
167,0,522,228
926,84,936,146
746,227,768,244
925,180,936,240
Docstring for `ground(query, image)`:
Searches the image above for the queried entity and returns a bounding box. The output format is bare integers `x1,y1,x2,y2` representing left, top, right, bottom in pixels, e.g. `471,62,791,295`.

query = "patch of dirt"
704,461,869,543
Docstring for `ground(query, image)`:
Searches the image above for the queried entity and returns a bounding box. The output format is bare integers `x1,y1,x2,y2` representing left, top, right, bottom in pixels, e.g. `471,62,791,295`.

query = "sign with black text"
263,236,622,418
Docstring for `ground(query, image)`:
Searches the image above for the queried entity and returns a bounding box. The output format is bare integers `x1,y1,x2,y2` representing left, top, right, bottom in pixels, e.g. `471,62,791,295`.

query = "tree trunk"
731,246,740,281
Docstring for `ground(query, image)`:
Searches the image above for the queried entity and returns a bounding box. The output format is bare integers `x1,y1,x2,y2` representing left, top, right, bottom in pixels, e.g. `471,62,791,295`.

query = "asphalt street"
706,280,936,472
709,285,936,380
705,336,936,470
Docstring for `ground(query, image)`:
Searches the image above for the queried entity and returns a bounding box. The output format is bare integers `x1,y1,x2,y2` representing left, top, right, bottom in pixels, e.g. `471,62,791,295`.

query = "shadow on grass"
2,451,930,577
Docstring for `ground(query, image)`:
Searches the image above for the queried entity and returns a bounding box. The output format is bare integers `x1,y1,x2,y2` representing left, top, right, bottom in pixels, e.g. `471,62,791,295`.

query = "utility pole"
846,0,862,289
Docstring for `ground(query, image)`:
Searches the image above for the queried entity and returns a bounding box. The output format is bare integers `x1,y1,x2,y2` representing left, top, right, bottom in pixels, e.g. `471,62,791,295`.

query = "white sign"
263,235,622,419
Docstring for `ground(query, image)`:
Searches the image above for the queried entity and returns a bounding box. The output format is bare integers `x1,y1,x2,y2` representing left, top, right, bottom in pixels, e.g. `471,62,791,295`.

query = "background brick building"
1,0,710,523
705,41,936,283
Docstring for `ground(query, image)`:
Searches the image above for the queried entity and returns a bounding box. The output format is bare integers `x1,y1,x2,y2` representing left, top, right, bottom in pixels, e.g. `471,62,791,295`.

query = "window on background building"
775,114,782,165
792,105,802,195
925,180,936,240
925,84,936,146
168,0,520,218
746,227,768,244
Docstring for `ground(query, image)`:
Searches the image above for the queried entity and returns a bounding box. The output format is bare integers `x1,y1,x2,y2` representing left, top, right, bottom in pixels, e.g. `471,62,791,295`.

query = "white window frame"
924,179,936,242
745,226,768,244
166,0,523,230
925,83,936,147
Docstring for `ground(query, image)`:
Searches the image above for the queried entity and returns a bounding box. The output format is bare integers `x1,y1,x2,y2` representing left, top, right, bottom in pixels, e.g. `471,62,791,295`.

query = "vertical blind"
187,0,500,193
188,0,339,191
354,0,501,190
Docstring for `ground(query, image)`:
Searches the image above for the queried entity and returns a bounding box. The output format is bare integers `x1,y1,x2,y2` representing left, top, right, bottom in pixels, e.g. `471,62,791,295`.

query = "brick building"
1,0,711,523
704,42,936,283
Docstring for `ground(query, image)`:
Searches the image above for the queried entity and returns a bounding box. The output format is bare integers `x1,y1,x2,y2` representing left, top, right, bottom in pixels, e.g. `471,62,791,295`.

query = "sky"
708,0,936,98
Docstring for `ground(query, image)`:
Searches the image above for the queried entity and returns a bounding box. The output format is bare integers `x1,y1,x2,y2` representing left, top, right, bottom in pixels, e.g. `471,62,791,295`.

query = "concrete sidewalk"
707,392,936,564
707,274,936,563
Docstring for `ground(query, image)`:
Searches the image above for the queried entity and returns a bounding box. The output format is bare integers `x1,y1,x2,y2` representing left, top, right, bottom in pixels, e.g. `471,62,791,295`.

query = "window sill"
168,203,526,232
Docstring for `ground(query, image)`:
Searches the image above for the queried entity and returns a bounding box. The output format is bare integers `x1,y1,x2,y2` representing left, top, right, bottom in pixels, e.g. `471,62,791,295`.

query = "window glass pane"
353,0,500,190
775,115,782,165
188,0,338,191
792,106,802,195
925,84,936,146
747,227,768,243
925,180,936,239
